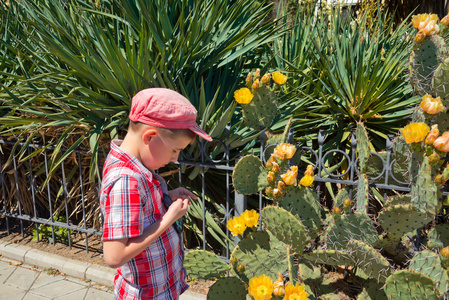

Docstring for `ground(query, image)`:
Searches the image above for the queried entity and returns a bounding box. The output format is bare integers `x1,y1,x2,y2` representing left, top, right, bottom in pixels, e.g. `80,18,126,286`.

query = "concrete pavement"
0,240,206,299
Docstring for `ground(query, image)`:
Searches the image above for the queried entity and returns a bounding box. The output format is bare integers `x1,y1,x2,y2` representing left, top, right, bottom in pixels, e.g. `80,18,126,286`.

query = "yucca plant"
0,0,282,250
269,4,419,153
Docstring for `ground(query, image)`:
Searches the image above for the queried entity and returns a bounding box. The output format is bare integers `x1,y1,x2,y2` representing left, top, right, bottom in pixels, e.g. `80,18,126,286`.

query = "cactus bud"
245,72,253,88
421,94,444,114
428,152,440,164
277,180,286,191
273,188,282,200
251,79,261,90
343,198,353,206
434,174,444,185
434,132,449,152
440,246,449,269
237,264,246,273
265,187,273,197
441,14,449,26
304,165,314,176
332,206,342,215
272,273,285,296
425,124,439,145
272,162,280,173
254,68,261,78
230,256,238,266
261,73,271,84
267,171,276,184
414,30,427,43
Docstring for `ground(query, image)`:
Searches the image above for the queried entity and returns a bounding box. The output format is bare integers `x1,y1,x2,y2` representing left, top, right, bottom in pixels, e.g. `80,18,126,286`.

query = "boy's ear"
142,127,158,145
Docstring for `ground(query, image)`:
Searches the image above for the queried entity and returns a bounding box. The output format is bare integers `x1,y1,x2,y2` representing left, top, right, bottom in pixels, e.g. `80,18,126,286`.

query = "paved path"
0,240,206,299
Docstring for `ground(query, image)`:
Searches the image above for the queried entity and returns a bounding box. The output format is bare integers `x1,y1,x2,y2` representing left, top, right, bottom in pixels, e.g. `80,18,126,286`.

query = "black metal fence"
0,130,447,257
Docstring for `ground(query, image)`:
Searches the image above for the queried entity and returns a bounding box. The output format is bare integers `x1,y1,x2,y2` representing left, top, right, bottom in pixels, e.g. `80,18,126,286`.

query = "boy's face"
140,129,193,171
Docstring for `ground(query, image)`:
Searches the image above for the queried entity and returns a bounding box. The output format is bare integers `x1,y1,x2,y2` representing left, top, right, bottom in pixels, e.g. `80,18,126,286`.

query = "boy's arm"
103,197,190,268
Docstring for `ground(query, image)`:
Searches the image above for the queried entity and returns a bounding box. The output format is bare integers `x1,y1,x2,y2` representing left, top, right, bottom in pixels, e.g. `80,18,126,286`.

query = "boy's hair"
129,120,197,141
129,88,212,141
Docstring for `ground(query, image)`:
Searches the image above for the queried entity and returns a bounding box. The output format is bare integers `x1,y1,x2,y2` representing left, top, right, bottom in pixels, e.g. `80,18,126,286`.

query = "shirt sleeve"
102,175,147,241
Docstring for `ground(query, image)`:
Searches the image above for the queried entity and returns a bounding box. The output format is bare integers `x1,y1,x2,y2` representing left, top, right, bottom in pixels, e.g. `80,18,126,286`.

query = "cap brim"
190,125,213,142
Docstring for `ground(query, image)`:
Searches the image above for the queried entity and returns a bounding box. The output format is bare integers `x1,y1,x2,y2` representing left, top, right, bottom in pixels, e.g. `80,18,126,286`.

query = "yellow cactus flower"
281,166,298,186
273,273,285,297
241,210,259,228
227,216,247,236
401,122,430,144
421,94,444,114
412,14,439,30
282,282,309,300
272,71,287,85
304,165,314,176
433,132,449,152
234,87,253,104
273,143,296,161
425,124,439,145
299,175,314,187
248,275,273,300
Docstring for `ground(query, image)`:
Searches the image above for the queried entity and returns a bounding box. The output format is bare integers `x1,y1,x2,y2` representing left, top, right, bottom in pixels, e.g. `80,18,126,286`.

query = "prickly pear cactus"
384,270,442,300
184,250,230,280
207,277,247,300
408,250,449,295
261,206,309,255
232,155,268,195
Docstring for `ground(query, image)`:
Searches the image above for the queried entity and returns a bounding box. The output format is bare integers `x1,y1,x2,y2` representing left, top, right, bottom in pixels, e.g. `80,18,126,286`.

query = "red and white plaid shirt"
100,140,188,300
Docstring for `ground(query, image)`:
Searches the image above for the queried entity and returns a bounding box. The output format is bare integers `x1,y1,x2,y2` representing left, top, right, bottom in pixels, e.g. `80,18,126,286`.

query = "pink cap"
129,88,212,141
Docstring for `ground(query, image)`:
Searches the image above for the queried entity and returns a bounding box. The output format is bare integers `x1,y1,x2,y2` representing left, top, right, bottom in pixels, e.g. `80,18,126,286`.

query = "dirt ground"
0,227,214,295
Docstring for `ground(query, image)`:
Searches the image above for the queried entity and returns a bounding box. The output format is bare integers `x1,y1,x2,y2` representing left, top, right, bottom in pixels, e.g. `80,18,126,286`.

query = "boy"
100,88,212,299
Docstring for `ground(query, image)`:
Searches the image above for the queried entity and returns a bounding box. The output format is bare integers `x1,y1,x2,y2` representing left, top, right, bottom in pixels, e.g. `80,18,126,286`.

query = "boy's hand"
165,198,190,221
167,187,197,202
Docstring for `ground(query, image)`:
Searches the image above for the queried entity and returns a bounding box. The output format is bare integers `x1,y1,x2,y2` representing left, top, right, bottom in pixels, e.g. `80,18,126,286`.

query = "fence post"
234,190,246,245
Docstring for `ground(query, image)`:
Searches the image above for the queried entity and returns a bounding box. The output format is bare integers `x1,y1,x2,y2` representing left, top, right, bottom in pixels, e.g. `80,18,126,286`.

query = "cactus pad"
356,174,369,213
384,270,441,300
303,249,354,267
410,35,446,96
433,57,449,107
356,122,371,173
378,203,433,240
207,277,247,300
242,86,277,129
230,230,288,282
408,250,449,296
323,212,379,249
184,250,230,280
347,239,391,282
427,224,449,250
232,155,268,195
261,206,309,255
410,156,440,215
280,187,322,238
357,280,387,300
